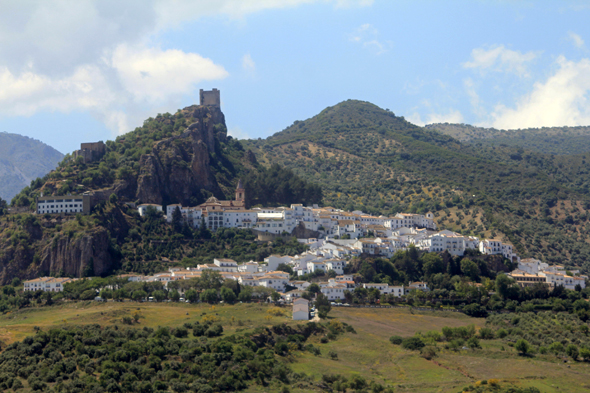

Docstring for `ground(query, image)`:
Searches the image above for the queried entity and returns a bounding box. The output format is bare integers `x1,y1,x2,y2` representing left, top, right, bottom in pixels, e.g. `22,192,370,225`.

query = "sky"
1,0,590,154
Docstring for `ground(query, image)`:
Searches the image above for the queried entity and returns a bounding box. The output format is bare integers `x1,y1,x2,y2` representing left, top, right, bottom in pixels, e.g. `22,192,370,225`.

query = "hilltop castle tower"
200,88,220,107
235,179,245,203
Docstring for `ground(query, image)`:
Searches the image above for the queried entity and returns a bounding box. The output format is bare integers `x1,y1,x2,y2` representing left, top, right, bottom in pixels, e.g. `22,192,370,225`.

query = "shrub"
463,304,488,318
566,344,579,360
549,342,564,354
205,324,223,338
478,327,495,339
579,347,590,361
401,337,425,351
420,346,437,360
496,328,508,338
389,336,403,345
515,339,530,355
467,337,481,350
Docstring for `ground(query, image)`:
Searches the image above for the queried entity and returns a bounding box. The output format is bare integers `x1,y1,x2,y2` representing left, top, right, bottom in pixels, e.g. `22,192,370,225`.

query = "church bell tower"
235,179,245,203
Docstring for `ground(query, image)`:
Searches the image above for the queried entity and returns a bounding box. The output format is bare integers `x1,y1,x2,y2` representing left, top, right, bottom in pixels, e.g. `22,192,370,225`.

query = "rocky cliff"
135,105,227,205
0,217,116,284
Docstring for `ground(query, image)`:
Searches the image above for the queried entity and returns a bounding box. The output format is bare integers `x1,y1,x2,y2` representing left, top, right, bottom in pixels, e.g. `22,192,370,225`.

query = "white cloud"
406,110,463,126
241,53,256,73
463,77,487,118
568,31,585,49
425,110,464,125
349,23,391,55
228,126,251,140
0,0,373,138
154,0,372,27
112,45,228,103
0,44,227,135
463,45,539,77
0,65,114,116
491,56,590,129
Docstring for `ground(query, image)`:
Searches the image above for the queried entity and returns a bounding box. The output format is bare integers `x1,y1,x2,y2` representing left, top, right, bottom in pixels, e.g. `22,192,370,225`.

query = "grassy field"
1,302,590,392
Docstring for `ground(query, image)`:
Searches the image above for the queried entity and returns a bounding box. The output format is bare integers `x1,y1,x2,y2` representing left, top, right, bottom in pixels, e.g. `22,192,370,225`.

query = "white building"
324,259,346,275
265,255,293,271
37,195,89,215
223,209,257,229
213,258,238,272
479,239,518,261
293,298,309,320
24,277,73,292
238,261,261,273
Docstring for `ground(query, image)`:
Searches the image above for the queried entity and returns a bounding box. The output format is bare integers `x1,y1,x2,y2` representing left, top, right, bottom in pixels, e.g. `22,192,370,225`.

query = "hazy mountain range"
0,132,63,202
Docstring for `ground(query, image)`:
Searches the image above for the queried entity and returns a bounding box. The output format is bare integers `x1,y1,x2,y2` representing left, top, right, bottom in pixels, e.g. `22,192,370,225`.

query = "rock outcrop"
136,105,227,205
39,228,114,277
0,225,114,285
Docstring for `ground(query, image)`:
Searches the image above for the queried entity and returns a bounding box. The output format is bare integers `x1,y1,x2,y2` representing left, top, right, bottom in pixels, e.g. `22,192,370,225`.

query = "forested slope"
243,100,590,270
426,123,590,155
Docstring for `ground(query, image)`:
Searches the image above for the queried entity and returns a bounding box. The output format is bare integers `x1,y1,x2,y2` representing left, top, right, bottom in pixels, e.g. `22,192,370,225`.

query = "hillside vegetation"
0,105,320,283
0,132,63,202
426,123,590,155
1,301,590,392
243,100,590,270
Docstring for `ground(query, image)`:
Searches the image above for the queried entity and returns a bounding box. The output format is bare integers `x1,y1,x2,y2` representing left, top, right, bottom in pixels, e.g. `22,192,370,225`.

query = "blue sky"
1,1,590,154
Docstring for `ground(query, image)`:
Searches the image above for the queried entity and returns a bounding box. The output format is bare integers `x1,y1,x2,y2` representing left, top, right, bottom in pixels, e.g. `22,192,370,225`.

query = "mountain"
426,123,590,155
0,104,319,284
243,100,590,270
0,132,63,202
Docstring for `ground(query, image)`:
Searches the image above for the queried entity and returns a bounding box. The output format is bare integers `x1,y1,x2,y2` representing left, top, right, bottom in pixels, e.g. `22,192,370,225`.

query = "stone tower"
235,179,245,202
200,88,220,107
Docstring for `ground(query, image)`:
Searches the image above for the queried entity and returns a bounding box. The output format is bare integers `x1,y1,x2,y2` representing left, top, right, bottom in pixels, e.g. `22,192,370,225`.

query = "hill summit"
243,99,590,269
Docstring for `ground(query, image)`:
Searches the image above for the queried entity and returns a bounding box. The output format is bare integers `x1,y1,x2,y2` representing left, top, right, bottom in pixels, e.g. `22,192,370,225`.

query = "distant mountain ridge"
425,123,590,155
0,132,63,202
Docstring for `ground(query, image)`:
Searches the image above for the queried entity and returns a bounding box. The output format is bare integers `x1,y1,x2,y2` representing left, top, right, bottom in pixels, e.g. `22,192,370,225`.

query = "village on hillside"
28,182,587,307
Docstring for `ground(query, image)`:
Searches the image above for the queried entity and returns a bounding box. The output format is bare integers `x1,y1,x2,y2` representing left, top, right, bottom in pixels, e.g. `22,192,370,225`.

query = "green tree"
315,293,331,319
401,337,425,351
460,259,480,281
200,288,218,304
496,274,516,299
277,263,294,275
172,206,182,232
0,197,7,216
220,287,237,304
308,283,321,295
169,290,180,301
132,290,147,301
579,347,590,361
185,289,198,303
421,253,445,277
515,339,530,356
467,337,481,350
271,291,281,303
152,290,166,302
567,344,579,360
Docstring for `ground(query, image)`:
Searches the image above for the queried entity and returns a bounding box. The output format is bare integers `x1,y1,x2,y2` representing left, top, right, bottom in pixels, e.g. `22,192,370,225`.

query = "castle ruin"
199,88,220,107
73,141,106,164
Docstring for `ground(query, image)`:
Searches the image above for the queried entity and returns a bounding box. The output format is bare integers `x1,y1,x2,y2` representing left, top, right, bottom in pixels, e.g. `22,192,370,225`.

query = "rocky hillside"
0,132,63,202
244,100,590,270
1,104,319,283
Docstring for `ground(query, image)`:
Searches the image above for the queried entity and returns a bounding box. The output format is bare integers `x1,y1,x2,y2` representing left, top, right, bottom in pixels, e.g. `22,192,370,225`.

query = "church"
196,179,246,213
